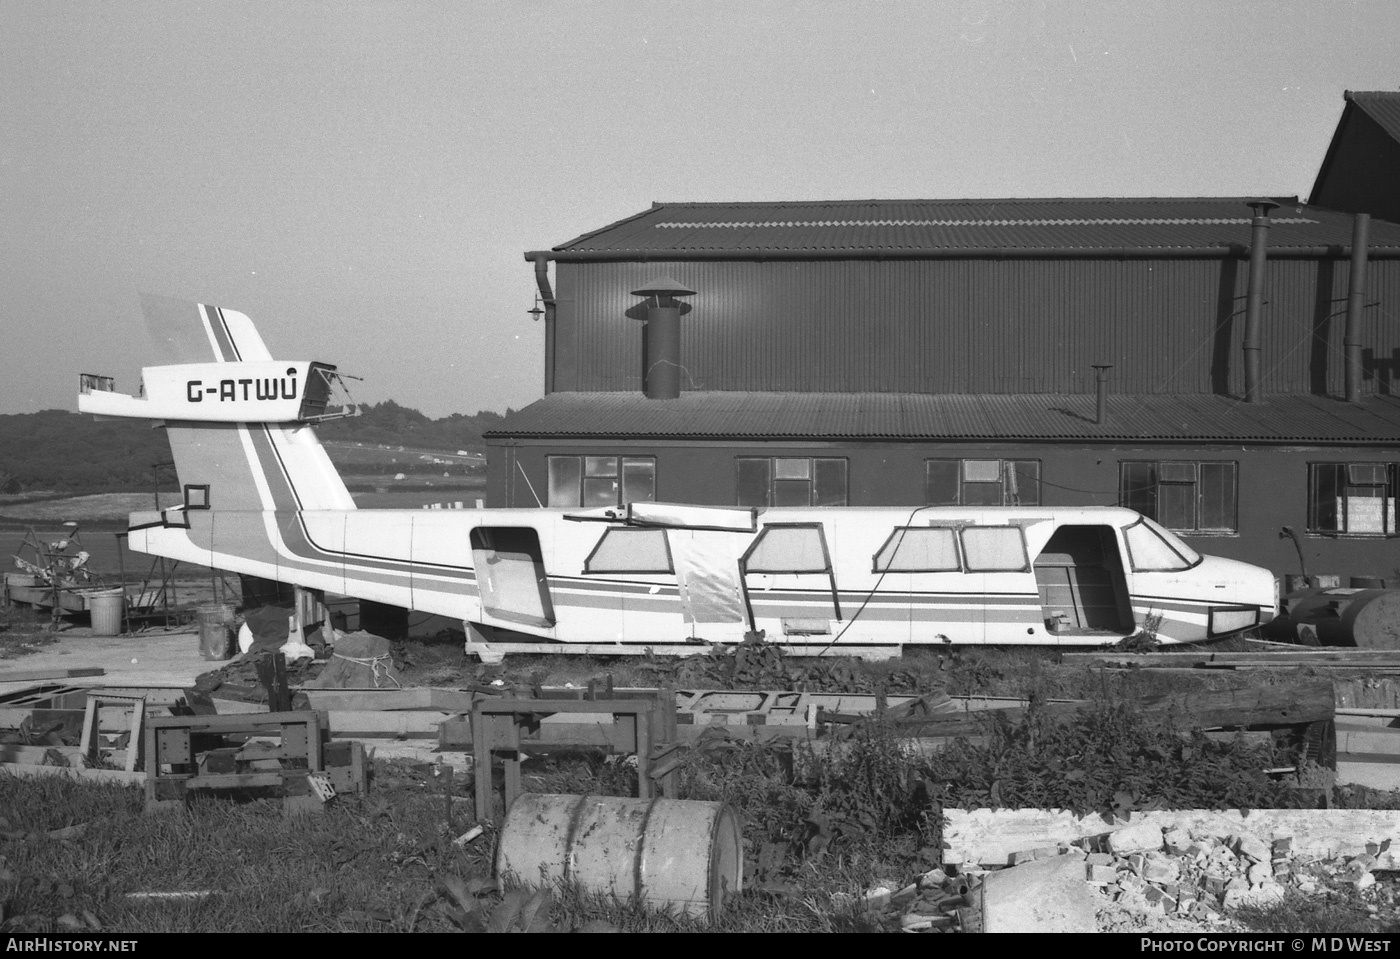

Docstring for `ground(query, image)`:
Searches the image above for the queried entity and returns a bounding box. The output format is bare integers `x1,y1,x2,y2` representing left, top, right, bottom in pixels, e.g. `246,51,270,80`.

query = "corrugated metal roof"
549,198,1400,256
1347,90,1400,143
487,391,1400,444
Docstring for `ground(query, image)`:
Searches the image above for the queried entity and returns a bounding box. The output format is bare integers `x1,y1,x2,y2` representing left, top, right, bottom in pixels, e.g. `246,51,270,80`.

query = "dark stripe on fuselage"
246,422,477,583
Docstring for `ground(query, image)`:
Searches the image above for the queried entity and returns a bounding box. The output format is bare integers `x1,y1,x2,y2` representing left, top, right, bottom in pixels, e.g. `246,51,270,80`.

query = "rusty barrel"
495,793,742,919
1282,588,1400,649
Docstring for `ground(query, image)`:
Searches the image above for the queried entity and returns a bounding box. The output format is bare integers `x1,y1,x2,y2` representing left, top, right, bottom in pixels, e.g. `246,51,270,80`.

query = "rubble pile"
1084,823,1394,925
861,870,984,933
866,823,1397,933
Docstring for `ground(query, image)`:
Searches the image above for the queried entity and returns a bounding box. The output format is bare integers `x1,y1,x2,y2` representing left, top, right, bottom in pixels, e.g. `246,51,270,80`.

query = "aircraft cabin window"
960,526,1029,572
873,527,961,572
584,528,673,574
743,524,831,573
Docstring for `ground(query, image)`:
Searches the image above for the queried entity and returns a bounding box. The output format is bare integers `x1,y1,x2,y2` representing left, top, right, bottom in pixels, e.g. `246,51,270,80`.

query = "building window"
1308,462,1399,535
925,459,1040,506
547,455,656,508
1120,461,1237,533
736,457,847,507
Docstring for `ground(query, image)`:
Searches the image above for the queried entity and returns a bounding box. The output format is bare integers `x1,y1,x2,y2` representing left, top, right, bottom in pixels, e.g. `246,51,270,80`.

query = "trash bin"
197,603,236,660
89,590,125,635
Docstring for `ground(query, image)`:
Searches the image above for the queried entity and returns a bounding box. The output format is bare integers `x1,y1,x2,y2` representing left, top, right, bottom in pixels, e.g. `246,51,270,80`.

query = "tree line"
0,401,506,492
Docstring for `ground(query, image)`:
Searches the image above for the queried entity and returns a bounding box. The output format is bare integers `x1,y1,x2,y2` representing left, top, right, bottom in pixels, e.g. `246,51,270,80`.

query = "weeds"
922,696,1299,816
0,606,57,659
1234,887,1399,934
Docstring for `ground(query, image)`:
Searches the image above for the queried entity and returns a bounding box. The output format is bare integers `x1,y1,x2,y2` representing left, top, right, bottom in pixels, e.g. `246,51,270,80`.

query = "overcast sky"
2,1,1397,419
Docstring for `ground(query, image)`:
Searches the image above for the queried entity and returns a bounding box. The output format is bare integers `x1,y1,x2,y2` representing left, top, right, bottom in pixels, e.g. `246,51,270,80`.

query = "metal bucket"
496,793,742,919
197,603,236,660
88,590,125,635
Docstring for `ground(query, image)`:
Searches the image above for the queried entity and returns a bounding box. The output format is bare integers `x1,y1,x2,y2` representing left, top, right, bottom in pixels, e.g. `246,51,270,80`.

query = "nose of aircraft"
1197,554,1279,623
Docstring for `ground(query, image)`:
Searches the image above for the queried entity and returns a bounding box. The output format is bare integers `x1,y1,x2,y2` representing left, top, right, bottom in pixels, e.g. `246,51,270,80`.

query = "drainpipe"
1344,213,1371,404
1242,199,1279,403
527,253,557,394
1092,364,1113,424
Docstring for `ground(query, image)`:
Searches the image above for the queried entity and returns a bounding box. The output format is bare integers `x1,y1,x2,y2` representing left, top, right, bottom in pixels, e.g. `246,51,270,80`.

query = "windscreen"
1124,518,1199,572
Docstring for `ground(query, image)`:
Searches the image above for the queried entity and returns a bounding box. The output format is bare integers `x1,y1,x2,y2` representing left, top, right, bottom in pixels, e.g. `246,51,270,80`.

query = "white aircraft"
79,297,1278,658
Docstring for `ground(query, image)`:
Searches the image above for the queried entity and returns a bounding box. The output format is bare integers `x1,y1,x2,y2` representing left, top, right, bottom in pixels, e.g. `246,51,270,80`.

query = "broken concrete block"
1085,852,1115,866
981,855,1099,934
1118,873,1147,896
1142,857,1179,883
1142,884,1176,909
1234,833,1270,864
1085,864,1118,884
919,868,948,888
1107,821,1163,855
1247,862,1272,886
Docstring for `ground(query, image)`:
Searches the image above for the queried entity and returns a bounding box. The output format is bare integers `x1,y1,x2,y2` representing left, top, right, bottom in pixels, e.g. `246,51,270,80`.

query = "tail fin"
140,293,274,365
79,297,357,513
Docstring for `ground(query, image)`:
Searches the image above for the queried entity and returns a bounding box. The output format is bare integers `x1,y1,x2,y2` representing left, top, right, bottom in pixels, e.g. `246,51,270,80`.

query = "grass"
0,763,496,933
0,758,883,934
0,492,181,523
1235,888,1400,934
0,606,58,660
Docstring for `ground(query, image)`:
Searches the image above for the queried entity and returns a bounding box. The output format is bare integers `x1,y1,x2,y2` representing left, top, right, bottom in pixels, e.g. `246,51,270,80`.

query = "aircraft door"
741,523,840,638
469,527,555,629
1033,525,1134,637
1120,518,1208,641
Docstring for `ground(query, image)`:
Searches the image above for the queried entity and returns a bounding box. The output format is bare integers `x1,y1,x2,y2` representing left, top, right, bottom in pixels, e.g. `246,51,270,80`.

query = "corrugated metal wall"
554,258,1400,397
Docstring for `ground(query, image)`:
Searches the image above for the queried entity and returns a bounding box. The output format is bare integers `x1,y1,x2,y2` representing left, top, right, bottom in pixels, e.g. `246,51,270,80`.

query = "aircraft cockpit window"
743,524,831,574
873,527,961,572
1142,517,1201,565
1124,519,1198,572
584,528,673,574
961,526,1029,572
